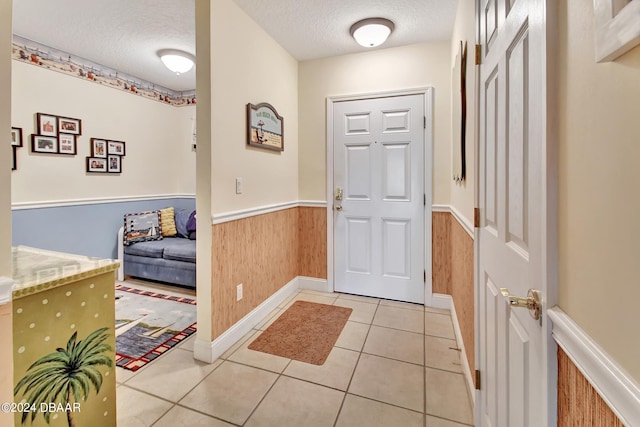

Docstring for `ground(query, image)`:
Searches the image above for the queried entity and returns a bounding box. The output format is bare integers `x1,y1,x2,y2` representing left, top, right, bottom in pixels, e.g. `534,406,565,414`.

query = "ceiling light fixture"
158,49,195,75
350,18,395,48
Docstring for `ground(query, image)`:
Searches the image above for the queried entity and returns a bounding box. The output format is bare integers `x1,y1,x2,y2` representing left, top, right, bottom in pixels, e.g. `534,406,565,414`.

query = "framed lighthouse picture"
247,102,284,152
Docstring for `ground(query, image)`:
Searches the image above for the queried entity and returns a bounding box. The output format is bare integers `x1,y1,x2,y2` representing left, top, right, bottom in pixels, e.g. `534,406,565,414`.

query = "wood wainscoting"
211,206,327,339
432,209,475,383
558,347,624,426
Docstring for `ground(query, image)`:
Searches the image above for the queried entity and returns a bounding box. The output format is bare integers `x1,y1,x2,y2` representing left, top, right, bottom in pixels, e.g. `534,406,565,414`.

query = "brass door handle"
335,205,343,211
500,288,541,320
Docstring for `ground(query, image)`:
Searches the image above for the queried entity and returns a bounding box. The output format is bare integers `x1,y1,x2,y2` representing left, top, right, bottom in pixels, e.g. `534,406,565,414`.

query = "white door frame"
473,0,559,424
326,87,434,305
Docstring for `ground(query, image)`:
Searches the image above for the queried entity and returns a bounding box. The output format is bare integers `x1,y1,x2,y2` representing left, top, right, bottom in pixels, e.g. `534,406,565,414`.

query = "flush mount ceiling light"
350,18,395,48
158,49,195,75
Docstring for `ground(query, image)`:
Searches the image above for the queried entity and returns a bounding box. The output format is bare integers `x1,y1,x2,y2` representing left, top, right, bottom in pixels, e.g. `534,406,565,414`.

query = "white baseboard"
194,276,300,363
548,307,640,426
430,293,475,406
297,276,330,293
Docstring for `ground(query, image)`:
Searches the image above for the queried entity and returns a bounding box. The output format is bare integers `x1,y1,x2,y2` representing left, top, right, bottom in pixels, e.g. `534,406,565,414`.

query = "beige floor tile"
116,365,139,384
333,299,379,324
227,330,291,373
254,308,283,331
283,347,360,390
178,334,195,352
334,321,370,351
425,335,463,373
363,325,424,365
379,299,425,311
349,353,424,412
373,305,424,334
300,289,336,298
154,405,234,426
425,306,452,315
425,312,456,339
336,292,380,304
277,291,298,308
246,376,344,427
180,361,278,425
283,292,338,308
425,368,473,425
336,394,424,427
426,415,472,426
220,329,256,359
116,385,173,427
126,348,221,402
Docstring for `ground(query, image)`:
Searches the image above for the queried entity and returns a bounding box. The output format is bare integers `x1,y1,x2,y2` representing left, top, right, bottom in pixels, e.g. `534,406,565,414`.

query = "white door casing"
328,91,431,304
477,0,556,426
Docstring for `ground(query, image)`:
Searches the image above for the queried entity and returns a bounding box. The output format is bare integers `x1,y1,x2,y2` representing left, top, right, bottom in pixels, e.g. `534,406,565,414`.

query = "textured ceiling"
11,0,457,92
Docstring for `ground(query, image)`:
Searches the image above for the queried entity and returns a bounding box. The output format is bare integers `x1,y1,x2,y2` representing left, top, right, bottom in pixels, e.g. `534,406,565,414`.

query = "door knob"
335,205,343,211
500,288,541,320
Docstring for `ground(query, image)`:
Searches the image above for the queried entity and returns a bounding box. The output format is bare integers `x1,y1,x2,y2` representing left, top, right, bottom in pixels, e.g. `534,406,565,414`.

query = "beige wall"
557,0,640,381
211,0,298,214
0,0,13,422
11,62,195,203
298,42,452,204
449,0,476,223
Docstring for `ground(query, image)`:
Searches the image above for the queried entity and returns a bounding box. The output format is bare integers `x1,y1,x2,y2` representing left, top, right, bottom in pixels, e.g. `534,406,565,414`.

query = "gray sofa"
117,209,196,289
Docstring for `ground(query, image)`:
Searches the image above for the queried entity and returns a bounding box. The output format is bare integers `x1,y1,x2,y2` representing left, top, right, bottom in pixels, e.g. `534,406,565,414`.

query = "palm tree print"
14,327,113,427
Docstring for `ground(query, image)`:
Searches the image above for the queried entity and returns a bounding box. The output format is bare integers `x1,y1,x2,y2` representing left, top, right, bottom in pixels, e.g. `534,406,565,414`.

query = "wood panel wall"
298,207,327,278
432,211,451,294
432,211,475,383
558,347,624,426
211,208,299,339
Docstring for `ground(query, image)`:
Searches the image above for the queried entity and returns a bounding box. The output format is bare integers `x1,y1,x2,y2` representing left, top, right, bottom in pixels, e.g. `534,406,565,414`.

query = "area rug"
115,284,197,371
248,300,352,365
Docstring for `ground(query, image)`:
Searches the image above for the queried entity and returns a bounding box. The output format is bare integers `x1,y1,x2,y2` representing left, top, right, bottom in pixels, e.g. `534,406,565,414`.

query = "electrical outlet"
235,178,243,194
236,283,243,301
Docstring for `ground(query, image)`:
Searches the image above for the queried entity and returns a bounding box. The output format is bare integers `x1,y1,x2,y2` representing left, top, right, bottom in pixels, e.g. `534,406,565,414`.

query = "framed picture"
247,103,284,151
107,155,121,173
86,157,107,173
58,134,77,155
107,140,126,156
58,116,82,135
36,113,58,137
12,146,17,171
11,127,23,147
594,0,640,62
31,134,58,153
91,138,107,158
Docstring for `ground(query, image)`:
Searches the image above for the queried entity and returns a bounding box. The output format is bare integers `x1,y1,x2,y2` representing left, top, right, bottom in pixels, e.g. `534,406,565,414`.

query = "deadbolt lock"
335,187,343,201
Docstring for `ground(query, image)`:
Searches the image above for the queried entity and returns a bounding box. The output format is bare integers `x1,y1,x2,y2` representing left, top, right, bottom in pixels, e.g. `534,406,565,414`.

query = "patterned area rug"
248,301,352,365
115,285,196,371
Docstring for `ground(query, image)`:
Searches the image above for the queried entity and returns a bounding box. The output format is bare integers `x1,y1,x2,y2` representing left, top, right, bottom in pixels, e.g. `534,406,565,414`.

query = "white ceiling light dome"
158,49,195,75
350,18,395,48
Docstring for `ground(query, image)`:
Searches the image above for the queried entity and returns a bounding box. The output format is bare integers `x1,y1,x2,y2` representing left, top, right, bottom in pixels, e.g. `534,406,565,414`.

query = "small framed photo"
37,113,58,137
58,116,81,135
108,155,121,173
31,134,58,153
11,127,23,147
12,146,17,171
58,134,77,155
107,140,126,156
86,157,107,173
91,138,107,158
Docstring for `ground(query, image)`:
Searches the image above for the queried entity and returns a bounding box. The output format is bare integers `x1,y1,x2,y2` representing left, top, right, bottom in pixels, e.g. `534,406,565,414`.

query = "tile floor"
116,286,474,427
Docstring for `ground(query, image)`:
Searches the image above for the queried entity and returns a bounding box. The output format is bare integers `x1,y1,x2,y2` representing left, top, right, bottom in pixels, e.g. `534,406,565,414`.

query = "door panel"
333,94,425,303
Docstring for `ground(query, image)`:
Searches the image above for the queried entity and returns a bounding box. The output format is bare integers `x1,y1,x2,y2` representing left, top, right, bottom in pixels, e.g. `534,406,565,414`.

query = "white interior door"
478,0,550,425
332,94,425,304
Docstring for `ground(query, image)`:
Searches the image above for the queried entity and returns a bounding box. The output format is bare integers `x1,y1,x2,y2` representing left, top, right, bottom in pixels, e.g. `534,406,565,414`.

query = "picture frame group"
31,112,81,155
87,138,125,174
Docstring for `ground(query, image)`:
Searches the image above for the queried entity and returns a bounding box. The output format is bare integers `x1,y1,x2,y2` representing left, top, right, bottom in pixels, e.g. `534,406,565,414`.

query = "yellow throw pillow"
160,207,177,237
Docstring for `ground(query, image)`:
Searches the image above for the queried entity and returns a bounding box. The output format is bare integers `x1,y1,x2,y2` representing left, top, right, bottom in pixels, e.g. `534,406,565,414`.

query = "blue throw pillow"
175,209,191,238
186,211,196,232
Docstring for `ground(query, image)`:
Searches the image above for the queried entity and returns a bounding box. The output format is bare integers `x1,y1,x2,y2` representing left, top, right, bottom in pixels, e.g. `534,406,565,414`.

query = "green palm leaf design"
14,327,113,426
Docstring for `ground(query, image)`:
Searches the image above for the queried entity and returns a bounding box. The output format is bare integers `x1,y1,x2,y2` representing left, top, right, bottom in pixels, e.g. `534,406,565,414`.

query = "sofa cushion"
175,209,191,238
162,238,196,263
123,239,167,258
123,210,163,245
160,207,177,237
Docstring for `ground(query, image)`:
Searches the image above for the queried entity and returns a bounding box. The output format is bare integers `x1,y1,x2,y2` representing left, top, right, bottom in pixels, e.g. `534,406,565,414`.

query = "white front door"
332,94,426,303
477,0,552,425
